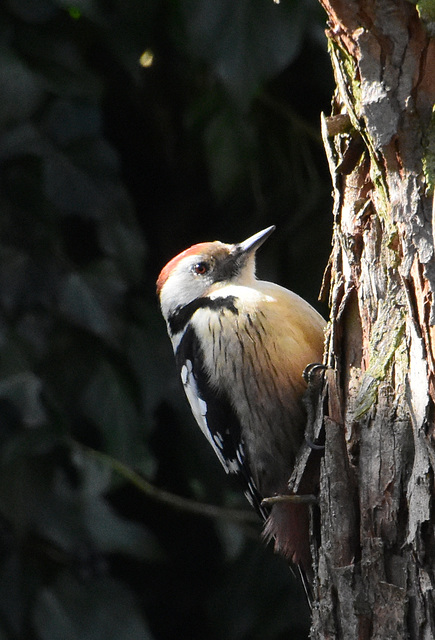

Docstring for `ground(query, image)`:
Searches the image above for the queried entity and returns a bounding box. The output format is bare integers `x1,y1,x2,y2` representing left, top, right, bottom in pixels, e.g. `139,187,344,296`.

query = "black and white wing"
175,325,268,520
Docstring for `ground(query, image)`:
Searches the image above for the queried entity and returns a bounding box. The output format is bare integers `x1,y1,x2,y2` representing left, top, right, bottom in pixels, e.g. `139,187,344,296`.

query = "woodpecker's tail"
262,501,310,565
262,501,313,599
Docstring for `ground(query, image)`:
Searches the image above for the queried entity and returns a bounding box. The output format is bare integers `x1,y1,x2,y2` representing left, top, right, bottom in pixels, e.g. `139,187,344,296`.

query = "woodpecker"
157,226,325,576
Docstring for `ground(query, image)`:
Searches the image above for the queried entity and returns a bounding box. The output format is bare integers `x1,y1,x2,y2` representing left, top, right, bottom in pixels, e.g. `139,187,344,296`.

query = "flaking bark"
310,1,435,637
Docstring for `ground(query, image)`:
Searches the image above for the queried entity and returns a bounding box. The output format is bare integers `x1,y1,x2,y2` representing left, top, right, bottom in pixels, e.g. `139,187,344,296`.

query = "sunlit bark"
310,1,435,637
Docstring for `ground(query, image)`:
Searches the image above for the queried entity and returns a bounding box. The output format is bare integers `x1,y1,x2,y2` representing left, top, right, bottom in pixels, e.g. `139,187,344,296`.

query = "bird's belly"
199,309,308,495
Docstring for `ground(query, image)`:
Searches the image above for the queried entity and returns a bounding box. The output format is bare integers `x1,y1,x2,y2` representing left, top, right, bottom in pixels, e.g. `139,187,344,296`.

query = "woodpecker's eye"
193,261,209,275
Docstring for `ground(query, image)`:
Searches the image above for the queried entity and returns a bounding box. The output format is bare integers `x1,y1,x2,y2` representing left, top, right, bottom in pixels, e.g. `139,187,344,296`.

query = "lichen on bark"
311,1,435,637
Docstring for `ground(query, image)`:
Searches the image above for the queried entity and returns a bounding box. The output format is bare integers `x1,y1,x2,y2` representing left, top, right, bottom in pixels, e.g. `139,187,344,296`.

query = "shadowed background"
0,0,333,638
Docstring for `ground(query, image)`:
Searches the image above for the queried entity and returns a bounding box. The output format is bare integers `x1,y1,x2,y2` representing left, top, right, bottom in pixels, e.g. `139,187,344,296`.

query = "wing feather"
176,325,268,520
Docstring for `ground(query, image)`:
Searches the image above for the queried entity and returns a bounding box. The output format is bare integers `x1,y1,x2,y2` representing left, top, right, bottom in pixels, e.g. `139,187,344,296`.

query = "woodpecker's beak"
237,226,276,255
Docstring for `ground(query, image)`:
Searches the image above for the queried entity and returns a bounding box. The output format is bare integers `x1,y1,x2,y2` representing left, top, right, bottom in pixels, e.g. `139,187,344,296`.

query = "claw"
303,362,327,384
305,434,325,451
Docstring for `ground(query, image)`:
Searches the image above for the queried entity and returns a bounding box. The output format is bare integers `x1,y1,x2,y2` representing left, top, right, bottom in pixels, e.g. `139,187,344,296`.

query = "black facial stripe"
191,250,244,284
213,252,242,283
168,295,238,335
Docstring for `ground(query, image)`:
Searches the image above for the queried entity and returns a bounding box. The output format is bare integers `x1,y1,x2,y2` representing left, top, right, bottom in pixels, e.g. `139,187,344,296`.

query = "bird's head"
157,226,275,319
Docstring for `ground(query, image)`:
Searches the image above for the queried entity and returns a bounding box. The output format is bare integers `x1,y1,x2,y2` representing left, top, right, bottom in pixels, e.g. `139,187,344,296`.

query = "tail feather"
262,501,313,601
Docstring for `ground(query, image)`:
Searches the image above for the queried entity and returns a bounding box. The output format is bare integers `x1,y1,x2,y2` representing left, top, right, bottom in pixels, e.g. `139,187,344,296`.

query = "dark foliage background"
0,0,333,638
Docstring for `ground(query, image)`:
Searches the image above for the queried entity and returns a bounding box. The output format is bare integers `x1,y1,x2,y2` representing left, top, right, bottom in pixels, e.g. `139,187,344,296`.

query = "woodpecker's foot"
302,362,327,450
261,493,318,507
303,362,327,384
305,434,325,451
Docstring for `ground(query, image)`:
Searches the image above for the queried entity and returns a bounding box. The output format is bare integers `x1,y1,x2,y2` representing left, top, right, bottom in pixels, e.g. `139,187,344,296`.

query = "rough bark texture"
310,1,435,637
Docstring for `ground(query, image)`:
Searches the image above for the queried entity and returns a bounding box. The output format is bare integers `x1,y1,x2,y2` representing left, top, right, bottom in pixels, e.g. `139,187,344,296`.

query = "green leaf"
0,444,160,561
0,372,46,427
183,0,305,107
37,451,160,559
79,361,142,462
41,98,102,146
0,47,44,127
98,221,146,284
203,108,253,198
6,0,56,22
59,272,111,337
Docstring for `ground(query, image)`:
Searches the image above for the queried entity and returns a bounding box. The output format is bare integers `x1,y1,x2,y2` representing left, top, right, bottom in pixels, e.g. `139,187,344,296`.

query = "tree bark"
310,1,435,637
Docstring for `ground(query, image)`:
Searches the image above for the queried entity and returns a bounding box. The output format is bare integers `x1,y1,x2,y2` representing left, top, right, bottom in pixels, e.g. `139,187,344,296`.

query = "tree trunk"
310,1,435,637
